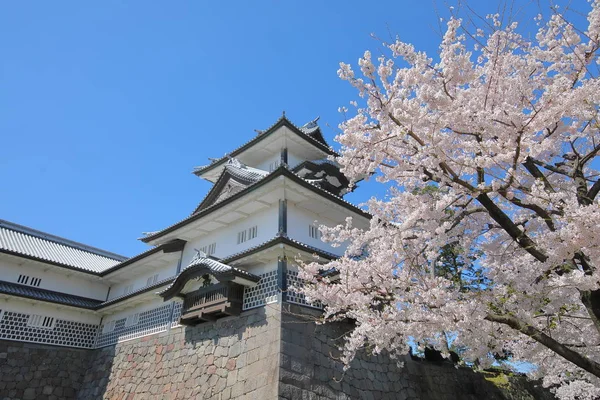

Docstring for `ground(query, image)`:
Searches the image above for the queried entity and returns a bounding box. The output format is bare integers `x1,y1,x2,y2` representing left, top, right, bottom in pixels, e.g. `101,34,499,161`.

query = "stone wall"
77,305,281,400
278,304,553,400
0,339,90,400
0,303,555,399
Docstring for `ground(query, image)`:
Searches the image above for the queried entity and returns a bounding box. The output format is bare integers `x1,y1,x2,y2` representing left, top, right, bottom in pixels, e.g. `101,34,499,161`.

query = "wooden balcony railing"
179,282,244,325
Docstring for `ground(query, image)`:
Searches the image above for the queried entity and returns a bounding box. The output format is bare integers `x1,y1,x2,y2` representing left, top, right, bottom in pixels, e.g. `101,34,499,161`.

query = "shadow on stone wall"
279,304,555,400
77,344,115,399
0,339,92,400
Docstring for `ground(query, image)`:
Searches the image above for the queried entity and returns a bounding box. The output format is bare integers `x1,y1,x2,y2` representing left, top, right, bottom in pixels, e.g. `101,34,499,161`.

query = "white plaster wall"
0,297,100,325
180,205,279,268
287,203,348,256
0,257,109,300
107,264,179,301
245,260,278,276
287,151,304,169
255,153,281,172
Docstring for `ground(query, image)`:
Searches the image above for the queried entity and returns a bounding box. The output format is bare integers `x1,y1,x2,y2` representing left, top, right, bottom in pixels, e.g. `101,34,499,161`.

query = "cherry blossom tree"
300,1,600,398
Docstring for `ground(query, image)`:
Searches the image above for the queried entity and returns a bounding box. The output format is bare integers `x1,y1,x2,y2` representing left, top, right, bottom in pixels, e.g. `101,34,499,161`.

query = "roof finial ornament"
302,116,320,130
226,157,245,169
282,110,286,117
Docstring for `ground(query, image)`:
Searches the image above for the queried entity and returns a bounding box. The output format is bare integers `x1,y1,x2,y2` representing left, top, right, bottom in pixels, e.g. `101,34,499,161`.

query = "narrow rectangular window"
237,230,247,244
28,314,55,330
123,284,134,295
200,243,217,255
269,160,280,172
17,274,41,287
125,313,140,327
309,224,321,239
102,320,116,334
248,226,258,240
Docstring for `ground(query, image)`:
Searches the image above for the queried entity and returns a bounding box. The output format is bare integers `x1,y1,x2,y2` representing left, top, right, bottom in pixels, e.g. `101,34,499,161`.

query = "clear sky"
0,1,590,256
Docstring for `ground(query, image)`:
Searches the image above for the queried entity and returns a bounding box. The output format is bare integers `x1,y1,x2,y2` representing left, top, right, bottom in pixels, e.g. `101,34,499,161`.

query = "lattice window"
286,270,322,309
95,303,172,347
0,311,97,348
242,270,279,310
17,274,41,287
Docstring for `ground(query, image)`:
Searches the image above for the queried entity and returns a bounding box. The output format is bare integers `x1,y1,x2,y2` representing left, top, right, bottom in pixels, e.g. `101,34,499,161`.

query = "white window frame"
102,320,116,334
28,314,56,330
125,313,140,327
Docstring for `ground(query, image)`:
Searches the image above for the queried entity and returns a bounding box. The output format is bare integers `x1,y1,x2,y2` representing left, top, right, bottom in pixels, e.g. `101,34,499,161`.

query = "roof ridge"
0,219,127,261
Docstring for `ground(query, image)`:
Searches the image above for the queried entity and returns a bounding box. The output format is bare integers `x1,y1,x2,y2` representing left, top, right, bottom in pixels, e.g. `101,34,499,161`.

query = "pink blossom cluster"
300,2,600,398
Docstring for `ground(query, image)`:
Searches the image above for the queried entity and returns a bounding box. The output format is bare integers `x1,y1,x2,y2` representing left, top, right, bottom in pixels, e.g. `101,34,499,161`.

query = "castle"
0,115,549,399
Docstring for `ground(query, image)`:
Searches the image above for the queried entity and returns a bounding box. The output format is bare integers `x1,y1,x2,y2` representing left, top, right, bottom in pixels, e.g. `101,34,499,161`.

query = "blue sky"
0,1,590,256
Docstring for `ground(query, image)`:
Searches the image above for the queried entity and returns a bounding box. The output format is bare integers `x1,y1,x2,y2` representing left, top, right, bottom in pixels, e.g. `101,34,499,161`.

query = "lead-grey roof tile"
0,220,125,273
0,280,103,308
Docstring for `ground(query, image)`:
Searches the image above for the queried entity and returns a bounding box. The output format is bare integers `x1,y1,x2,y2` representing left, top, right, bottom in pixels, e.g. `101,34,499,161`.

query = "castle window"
17,274,41,287
200,242,217,256
269,160,280,172
28,314,55,330
309,224,321,239
146,274,159,287
125,313,140,327
237,230,247,244
102,320,116,334
248,226,258,240
238,226,257,244
123,284,134,296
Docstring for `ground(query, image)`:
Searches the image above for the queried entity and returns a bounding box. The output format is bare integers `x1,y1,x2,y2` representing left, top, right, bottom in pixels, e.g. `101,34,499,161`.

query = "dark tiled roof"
0,280,103,309
142,167,370,243
192,115,336,177
0,219,125,274
191,160,269,214
222,234,340,264
97,277,175,309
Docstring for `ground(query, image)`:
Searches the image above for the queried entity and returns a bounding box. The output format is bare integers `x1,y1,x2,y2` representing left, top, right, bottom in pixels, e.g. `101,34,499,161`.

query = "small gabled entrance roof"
159,251,260,302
